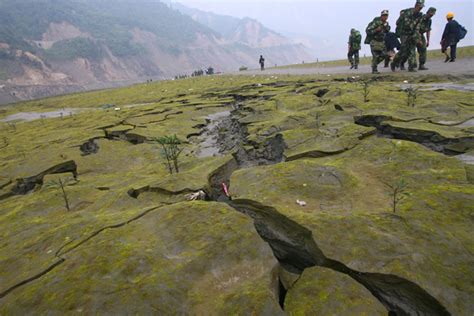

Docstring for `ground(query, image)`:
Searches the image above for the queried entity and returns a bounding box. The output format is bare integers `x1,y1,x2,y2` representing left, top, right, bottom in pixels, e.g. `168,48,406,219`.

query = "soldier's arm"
366,20,380,35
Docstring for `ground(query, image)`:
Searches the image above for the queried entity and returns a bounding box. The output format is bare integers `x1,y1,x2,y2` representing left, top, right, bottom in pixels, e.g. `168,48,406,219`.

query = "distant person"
391,0,424,72
441,12,462,62
417,7,436,70
347,28,361,69
259,55,265,71
365,10,391,74
384,32,401,68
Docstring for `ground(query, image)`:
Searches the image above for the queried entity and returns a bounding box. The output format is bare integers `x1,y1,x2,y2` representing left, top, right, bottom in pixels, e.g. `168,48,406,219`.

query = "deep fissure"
199,100,451,315
354,115,474,156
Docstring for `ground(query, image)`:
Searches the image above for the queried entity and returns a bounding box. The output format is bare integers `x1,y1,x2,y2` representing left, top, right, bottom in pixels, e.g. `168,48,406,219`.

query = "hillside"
171,2,297,48
0,70,473,314
0,0,311,103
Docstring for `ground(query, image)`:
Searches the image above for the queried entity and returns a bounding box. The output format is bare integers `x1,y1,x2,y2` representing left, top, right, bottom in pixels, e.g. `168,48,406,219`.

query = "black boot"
400,63,406,71
419,64,428,70
449,58,456,62
354,64,358,70
444,55,450,62
390,62,396,72
372,68,380,74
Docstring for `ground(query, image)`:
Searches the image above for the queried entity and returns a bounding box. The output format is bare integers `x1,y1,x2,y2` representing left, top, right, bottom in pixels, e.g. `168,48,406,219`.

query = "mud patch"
400,82,474,92
1,108,85,122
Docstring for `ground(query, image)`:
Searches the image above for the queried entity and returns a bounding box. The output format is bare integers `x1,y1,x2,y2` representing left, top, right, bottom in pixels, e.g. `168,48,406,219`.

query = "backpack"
365,20,376,44
353,31,362,49
458,25,468,40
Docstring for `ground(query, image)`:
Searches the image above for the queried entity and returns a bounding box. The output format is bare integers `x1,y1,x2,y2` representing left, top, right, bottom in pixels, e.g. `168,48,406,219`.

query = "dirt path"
242,57,474,76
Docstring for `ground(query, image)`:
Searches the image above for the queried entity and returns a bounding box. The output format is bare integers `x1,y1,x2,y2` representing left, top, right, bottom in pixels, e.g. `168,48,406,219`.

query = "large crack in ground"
0,89,455,314
0,160,78,201
195,98,452,315
355,115,474,156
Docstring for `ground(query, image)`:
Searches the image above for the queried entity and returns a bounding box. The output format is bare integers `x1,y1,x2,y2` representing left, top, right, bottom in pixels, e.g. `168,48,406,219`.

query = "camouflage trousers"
393,35,417,70
348,49,360,66
417,35,427,65
370,40,386,70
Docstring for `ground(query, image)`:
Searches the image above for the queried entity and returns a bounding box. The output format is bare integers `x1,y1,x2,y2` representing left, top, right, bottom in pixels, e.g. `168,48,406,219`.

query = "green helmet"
427,7,436,14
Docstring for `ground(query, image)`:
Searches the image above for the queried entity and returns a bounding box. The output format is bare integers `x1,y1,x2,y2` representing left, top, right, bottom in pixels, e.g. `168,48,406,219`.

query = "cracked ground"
0,73,473,314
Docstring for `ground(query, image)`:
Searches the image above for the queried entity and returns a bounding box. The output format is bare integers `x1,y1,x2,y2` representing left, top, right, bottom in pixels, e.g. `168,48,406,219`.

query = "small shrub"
239,66,248,71
405,86,419,107
360,80,372,102
152,135,183,174
45,177,75,212
382,178,410,213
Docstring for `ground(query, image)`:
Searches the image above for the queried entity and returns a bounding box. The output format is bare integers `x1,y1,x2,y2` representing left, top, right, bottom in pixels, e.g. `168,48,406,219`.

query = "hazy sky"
173,0,474,60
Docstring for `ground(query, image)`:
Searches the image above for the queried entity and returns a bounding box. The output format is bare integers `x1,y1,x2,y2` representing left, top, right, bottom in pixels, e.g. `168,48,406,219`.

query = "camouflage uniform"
348,29,361,69
417,8,436,67
366,14,391,73
392,4,424,71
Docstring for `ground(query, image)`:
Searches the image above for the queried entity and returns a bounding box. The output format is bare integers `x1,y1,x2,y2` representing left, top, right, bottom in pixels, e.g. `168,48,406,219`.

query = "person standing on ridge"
365,10,391,74
348,28,362,69
441,12,462,62
259,55,265,71
417,7,436,70
391,0,424,72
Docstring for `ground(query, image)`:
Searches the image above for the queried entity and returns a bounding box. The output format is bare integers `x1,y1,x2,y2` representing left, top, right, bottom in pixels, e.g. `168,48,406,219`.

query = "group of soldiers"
348,0,438,74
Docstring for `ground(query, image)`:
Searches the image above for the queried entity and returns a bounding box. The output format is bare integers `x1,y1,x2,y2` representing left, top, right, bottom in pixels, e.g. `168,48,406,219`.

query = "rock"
285,266,386,315
0,202,282,315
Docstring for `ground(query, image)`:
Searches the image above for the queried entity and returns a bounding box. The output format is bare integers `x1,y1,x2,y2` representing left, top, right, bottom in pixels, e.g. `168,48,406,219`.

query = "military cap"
381,9,389,16
416,0,425,7
427,7,436,14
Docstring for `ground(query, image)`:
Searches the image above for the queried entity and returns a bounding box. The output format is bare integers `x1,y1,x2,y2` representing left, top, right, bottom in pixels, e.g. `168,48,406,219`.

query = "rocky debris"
234,134,287,168
80,138,100,156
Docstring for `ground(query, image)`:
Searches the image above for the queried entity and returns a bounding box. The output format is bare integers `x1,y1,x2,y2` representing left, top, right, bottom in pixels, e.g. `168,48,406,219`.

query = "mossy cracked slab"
0,202,281,314
0,74,473,314
285,266,386,315
230,137,474,314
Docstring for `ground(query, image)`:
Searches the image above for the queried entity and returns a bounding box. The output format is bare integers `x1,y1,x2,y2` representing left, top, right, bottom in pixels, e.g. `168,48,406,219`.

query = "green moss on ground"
0,73,473,314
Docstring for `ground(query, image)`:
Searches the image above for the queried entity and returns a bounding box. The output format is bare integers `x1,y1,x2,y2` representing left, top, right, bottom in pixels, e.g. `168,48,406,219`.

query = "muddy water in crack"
195,111,232,158
198,105,451,314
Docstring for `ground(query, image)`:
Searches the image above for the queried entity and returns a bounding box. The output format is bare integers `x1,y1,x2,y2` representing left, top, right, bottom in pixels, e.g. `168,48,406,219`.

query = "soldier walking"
441,12,463,62
259,55,265,71
348,29,362,69
365,10,391,74
417,7,436,70
391,0,425,72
